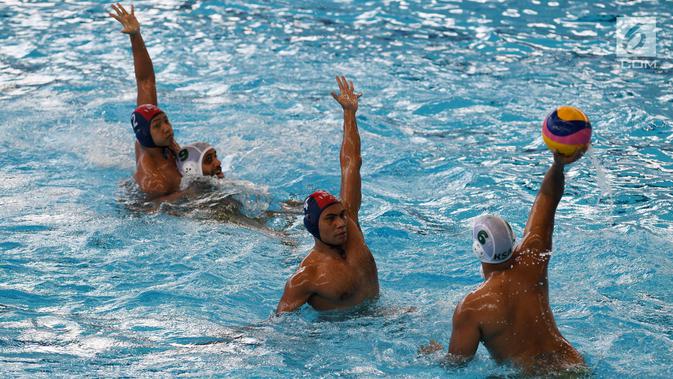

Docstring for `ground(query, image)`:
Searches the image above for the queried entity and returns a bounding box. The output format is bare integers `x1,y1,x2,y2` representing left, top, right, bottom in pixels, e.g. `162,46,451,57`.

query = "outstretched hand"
331,75,362,113
418,340,444,355
553,146,586,166
109,3,140,35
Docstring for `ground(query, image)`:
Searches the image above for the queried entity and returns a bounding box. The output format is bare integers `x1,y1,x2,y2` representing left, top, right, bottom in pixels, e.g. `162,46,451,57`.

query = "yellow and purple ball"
542,106,592,156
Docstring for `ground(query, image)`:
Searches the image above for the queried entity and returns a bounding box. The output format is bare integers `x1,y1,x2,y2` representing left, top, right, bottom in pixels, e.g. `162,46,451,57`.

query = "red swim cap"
131,104,164,147
303,190,339,240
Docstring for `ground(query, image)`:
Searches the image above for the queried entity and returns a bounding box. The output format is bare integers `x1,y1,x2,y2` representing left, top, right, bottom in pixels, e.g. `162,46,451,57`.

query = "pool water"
1,0,672,377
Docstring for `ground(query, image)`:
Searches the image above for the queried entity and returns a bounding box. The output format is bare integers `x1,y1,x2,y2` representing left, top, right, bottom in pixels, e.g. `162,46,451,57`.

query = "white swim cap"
176,142,214,177
472,215,516,264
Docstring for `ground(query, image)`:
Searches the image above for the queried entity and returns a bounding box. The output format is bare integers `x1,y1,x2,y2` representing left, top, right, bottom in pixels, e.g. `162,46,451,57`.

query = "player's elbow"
138,78,156,92
539,185,563,204
340,154,362,170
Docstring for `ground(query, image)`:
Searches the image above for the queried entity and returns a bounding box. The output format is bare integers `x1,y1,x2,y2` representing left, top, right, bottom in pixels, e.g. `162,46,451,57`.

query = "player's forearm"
339,110,362,211
152,189,185,203
441,352,472,368
339,110,362,170
539,161,565,205
129,32,155,86
275,300,300,315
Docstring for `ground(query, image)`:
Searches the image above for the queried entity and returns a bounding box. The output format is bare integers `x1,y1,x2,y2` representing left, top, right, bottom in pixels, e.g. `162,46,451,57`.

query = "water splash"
586,145,613,205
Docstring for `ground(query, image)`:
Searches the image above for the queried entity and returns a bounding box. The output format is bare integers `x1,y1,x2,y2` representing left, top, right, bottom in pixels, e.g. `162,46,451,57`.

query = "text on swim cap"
492,249,512,261
179,149,189,161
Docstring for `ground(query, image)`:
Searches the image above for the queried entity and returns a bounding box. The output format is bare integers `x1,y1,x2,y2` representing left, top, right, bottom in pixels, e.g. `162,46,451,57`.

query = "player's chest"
156,161,181,183
324,257,375,294
140,158,181,189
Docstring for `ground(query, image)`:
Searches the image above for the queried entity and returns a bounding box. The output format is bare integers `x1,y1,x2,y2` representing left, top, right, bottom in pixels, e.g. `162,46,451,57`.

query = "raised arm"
331,76,362,223
275,267,315,314
520,149,585,255
110,3,157,106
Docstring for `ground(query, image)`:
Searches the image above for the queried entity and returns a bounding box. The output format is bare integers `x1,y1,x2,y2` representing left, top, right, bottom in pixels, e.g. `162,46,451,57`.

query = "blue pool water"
1,0,672,377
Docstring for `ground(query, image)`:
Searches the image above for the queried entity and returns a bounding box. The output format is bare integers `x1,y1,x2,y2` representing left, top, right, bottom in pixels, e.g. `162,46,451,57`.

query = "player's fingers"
348,80,354,93
131,4,135,15
574,149,585,161
331,91,339,101
118,3,128,16
335,76,344,92
111,4,121,17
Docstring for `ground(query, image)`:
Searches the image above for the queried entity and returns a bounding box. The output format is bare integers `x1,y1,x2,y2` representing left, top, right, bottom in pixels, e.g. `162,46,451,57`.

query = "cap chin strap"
162,147,171,160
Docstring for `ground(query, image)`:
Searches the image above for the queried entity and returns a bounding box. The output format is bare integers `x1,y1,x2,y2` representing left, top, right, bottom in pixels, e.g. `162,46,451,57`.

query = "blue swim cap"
131,104,164,148
303,190,339,241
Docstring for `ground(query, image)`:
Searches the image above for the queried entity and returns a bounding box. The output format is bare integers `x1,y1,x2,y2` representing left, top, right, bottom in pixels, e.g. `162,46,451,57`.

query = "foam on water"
587,145,614,203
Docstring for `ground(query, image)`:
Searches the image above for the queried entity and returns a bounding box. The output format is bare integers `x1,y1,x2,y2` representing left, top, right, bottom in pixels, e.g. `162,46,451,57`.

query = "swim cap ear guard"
472,215,516,264
303,190,339,242
131,104,164,148
176,142,215,178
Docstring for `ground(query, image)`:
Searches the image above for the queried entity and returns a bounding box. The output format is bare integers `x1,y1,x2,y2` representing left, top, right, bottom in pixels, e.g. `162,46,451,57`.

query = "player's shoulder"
452,291,483,328
287,260,316,285
515,231,550,256
457,288,484,316
287,252,332,290
298,250,330,274
459,281,503,313
135,153,160,182
136,149,158,167
454,283,507,329
510,233,551,281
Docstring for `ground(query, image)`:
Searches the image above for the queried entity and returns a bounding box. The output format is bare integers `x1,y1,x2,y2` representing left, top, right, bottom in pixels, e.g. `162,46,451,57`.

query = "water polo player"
423,148,588,375
110,3,184,199
176,142,224,180
276,76,379,313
